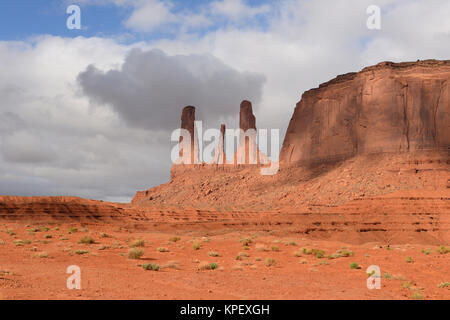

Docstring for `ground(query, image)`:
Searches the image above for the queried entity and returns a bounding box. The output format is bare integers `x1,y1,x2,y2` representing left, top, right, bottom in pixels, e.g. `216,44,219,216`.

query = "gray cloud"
77,48,266,131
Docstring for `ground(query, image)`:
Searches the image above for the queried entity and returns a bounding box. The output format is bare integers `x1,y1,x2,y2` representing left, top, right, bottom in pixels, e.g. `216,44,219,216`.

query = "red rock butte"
1,59,449,246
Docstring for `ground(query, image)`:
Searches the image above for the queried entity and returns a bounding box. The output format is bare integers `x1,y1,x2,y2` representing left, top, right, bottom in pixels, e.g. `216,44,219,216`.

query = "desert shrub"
13,239,31,246
437,246,450,254
302,248,325,258
198,262,218,270
255,244,269,252
78,236,95,244
350,262,360,269
67,227,78,234
412,292,423,300
157,247,169,252
271,246,280,252
438,282,450,288
143,263,160,271
192,242,201,250
130,239,145,248
265,258,277,267
405,256,414,263
293,251,302,257
287,241,297,246
127,248,144,259
45,234,52,239
383,272,392,279
100,233,110,238
162,261,180,270
401,281,411,289
169,236,181,242
208,251,219,257
240,238,252,246
421,248,432,255
34,252,49,258
74,250,89,255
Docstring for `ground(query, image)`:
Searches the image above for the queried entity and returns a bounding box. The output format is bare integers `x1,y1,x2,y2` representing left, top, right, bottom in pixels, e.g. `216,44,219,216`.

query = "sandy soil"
0,219,448,300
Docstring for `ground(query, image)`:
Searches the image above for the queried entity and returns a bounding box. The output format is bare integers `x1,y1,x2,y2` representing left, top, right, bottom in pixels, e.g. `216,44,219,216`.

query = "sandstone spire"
212,124,226,164
178,106,199,164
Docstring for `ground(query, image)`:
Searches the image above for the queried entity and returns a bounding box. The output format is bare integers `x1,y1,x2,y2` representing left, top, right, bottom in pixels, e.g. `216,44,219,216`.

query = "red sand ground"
0,189,448,300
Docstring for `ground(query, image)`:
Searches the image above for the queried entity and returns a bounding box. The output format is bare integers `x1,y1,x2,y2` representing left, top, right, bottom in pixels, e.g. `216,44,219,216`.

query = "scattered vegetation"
162,261,180,270
13,239,32,246
192,242,201,251
255,244,269,252
437,246,450,254
401,281,411,289
208,251,219,257
327,249,354,259
412,291,423,300
127,248,144,259
169,236,181,243
271,245,280,252
302,248,325,259
421,248,432,255
240,238,253,246
67,227,78,234
383,272,392,279
350,262,360,270
100,233,110,238
198,262,218,270
157,247,169,252
33,252,49,258
405,256,414,263
143,263,160,271
438,282,450,288
265,258,277,267
74,250,89,255
130,239,145,248
293,251,302,257
78,236,95,245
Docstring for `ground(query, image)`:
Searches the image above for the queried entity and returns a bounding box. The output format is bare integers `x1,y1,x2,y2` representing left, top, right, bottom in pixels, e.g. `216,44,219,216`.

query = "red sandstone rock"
280,60,450,164
178,106,199,164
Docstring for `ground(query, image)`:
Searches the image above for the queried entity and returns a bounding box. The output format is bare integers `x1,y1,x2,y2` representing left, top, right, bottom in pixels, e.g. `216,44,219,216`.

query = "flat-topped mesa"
280,59,450,165
178,106,199,165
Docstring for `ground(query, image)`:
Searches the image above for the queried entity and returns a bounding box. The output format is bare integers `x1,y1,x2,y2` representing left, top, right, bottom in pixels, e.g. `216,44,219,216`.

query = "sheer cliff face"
280,60,450,164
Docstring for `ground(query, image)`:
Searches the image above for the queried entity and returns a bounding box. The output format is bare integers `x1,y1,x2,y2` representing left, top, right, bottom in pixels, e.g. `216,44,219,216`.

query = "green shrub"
157,247,169,252
271,246,280,252
169,236,181,242
67,227,78,234
437,246,450,254
74,250,89,255
350,262,360,269
405,256,414,263
192,242,201,250
143,263,160,271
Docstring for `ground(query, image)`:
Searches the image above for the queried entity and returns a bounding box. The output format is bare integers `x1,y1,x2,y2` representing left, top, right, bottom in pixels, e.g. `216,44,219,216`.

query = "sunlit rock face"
280,60,450,164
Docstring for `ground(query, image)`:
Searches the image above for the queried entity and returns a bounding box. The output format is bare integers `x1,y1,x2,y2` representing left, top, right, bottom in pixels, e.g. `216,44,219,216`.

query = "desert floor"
0,221,448,300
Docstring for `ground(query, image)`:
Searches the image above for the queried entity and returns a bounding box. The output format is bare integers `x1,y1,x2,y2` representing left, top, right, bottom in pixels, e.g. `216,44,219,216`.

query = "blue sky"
0,0,273,42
